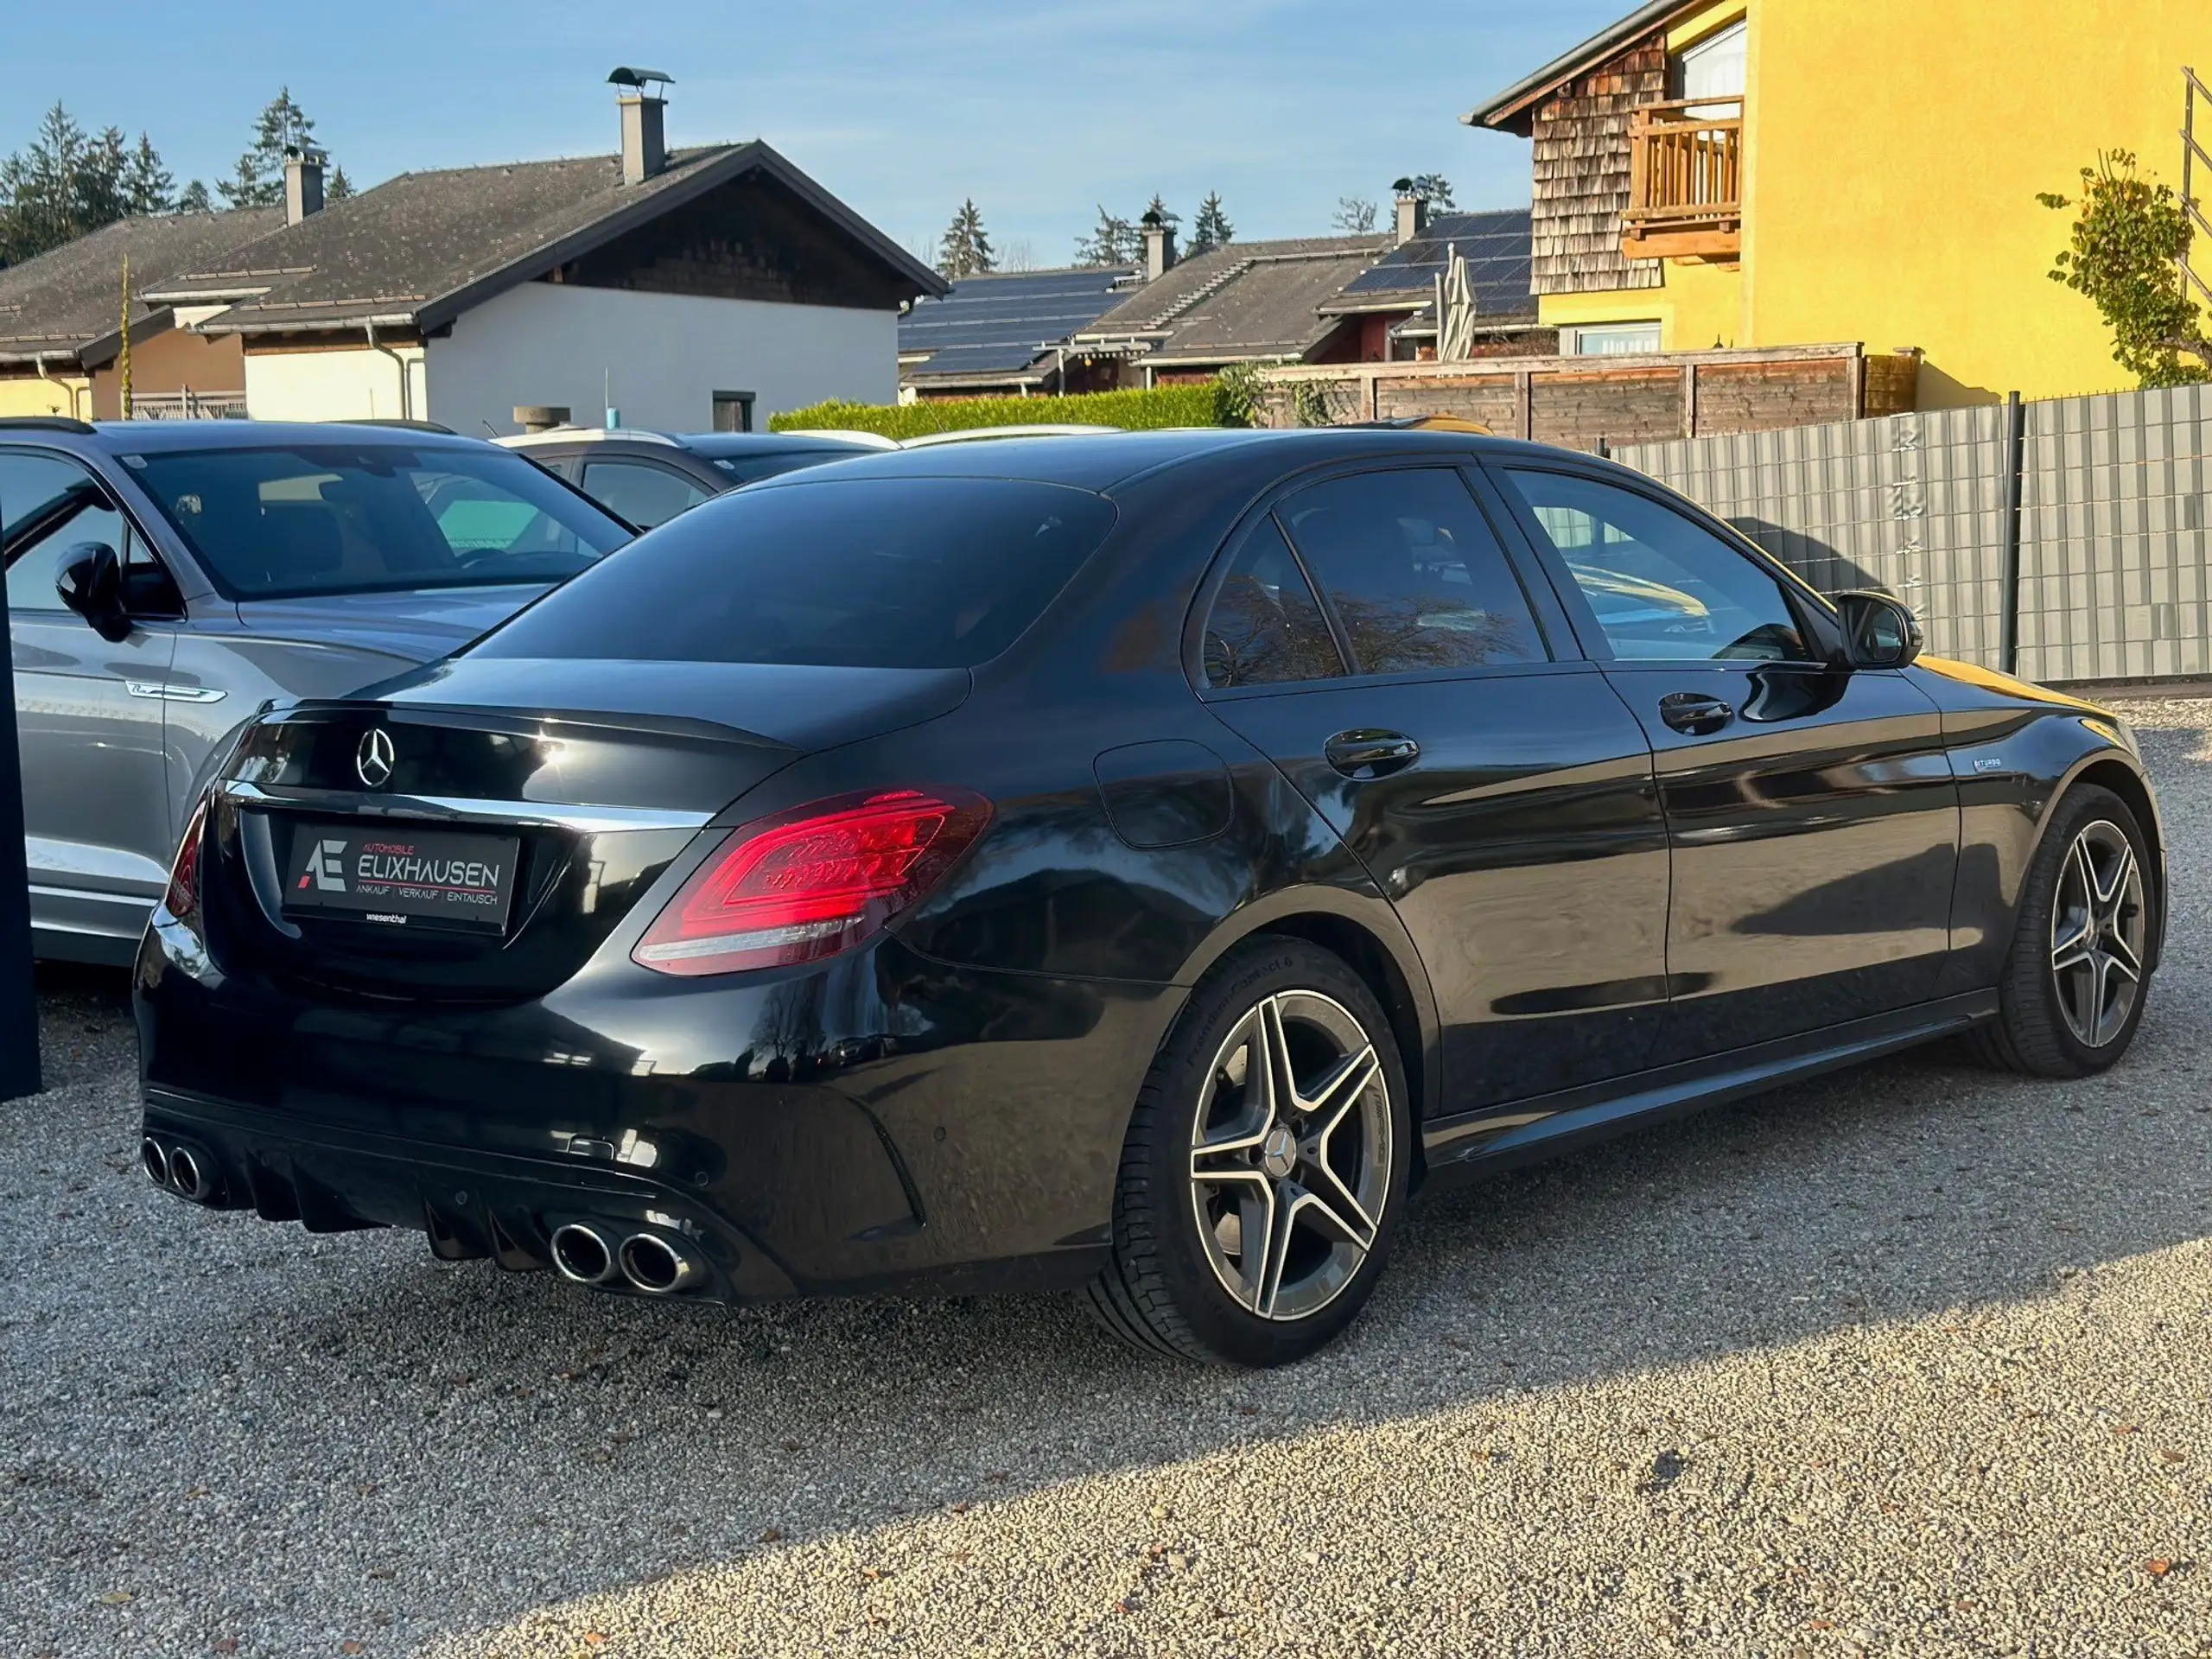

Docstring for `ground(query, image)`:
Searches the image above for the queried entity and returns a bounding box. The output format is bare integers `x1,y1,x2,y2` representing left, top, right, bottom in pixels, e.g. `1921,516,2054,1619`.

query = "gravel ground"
4,698,2210,1658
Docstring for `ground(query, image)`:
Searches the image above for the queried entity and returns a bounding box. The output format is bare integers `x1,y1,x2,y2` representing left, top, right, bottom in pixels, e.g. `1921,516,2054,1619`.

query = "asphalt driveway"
4,698,2209,1658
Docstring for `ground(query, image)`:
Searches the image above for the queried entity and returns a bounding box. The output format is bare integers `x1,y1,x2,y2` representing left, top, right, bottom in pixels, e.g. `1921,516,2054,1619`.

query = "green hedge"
770,382,1235,441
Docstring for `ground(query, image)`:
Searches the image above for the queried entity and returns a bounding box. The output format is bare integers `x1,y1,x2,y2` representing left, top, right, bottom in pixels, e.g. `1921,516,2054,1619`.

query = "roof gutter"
363,315,416,422
1461,0,1686,130
32,352,89,421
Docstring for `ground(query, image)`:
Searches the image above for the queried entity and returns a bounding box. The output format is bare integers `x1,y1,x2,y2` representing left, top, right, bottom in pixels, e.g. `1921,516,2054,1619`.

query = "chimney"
608,67,674,186
1393,182,1427,246
1141,212,1178,283
284,146,325,225
513,404,572,433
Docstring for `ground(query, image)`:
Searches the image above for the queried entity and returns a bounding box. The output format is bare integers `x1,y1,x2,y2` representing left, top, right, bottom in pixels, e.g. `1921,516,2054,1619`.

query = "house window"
712,391,756,433
1565,323,1663,357
1672,18,1747,108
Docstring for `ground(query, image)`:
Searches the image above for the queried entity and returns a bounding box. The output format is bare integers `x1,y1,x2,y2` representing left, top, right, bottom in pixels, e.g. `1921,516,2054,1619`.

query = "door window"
1501,470,1812,664
1673,18,1747,106
580,458,715,530
2,451,131,613
1200,516,1346,688
1566,322,1663,357
1276,468,1547,675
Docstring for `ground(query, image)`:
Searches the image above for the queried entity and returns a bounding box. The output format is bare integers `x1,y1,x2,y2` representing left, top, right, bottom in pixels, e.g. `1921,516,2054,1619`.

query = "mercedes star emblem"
354,728,397,789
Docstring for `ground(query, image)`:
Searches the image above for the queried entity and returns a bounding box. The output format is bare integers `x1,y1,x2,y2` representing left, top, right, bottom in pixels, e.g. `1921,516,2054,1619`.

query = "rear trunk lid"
201,658,969,999
231,584,556,663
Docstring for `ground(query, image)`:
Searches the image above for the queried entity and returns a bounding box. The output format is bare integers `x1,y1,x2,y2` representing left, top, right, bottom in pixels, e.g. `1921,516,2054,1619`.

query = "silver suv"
2,416,630,963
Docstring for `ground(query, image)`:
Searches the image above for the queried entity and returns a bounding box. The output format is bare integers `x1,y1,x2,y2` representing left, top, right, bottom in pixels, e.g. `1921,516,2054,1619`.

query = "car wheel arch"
1168,888,1442,1140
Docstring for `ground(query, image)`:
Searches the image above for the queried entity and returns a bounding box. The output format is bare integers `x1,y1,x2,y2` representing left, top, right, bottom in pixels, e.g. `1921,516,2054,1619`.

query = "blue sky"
16,0,1620,263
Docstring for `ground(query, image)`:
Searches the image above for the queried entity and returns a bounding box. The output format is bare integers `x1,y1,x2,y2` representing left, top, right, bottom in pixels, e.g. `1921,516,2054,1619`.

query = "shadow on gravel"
7,716,2209,1655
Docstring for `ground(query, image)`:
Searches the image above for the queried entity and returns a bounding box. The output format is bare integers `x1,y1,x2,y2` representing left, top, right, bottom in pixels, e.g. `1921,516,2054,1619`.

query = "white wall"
425,282,898,437
245,345,426,423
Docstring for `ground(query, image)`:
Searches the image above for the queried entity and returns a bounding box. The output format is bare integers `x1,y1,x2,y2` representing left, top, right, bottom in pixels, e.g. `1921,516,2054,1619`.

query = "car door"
576,455,715,530
2,447,181,958
1197,462,1670,1112
1490,463,1960,1062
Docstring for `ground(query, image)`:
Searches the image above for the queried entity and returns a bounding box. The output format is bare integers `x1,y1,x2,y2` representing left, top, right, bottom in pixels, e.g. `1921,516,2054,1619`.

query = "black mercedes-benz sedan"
136,429,2164,1366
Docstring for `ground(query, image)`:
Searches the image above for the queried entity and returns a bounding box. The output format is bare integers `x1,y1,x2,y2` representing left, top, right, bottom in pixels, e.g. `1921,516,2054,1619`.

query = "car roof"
677,431,890,458
739,426,1567,493
48,420,500,457
493,427,887,458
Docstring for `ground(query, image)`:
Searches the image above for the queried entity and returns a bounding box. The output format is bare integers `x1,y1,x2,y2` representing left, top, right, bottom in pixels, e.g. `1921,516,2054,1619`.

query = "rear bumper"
135,920,1179,1301
142,1089,804,1299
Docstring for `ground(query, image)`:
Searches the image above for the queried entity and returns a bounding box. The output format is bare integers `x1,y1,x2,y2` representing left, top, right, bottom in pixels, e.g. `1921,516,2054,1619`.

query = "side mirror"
1835,590,1923,669
54,543,133,644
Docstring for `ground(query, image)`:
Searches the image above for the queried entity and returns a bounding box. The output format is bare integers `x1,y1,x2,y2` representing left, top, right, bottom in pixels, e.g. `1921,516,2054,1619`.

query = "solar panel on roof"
1337,208,1535,316
899,267,1139,374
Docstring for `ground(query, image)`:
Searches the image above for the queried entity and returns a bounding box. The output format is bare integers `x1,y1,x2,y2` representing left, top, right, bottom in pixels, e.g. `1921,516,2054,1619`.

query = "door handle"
1657,691,1732,736
1324,729,1421,779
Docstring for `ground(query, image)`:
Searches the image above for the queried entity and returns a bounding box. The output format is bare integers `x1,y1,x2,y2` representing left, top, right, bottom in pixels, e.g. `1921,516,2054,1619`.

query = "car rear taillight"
163,798,211,918
632,787,991,977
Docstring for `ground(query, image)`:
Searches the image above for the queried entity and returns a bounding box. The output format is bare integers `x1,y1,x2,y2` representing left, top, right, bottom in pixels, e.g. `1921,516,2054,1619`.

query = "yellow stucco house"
1465,0,2210,408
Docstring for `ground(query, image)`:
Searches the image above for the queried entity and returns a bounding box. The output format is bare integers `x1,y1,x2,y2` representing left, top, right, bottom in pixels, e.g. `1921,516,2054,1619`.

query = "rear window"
474,477,1116,670
127,442,631,599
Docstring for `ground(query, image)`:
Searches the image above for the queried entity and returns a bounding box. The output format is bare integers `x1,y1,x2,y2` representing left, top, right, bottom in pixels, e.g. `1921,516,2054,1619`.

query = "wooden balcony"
1623,97,1743,261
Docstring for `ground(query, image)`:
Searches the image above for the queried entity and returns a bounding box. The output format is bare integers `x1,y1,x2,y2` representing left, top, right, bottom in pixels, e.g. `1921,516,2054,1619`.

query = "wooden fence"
1254,343,1918,452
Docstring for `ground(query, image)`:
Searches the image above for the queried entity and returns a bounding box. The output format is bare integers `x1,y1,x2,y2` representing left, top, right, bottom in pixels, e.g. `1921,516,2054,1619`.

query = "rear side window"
579,458,714,529
476,477,1116,671
1201,516,1345,688
1276,468,1547,674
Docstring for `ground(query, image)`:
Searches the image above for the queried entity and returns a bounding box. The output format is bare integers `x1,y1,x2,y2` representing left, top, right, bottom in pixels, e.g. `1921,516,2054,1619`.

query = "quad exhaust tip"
550,1222,620,1286
618,1231,698,1295
168,1144,217,1204
143,1135,220,1205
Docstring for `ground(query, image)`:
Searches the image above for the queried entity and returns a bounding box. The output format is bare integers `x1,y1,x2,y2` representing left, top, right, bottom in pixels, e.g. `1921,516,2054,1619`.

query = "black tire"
1086,936,1413,1366
1969,783,2156,1078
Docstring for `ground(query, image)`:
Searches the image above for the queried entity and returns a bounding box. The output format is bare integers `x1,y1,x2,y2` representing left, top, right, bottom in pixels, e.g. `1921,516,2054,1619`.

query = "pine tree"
121,134,174,216
0,105,145,266
77,127,129,226
327,166,353,201
1142,193,1179,230
1074,204,1137,268
1188,192,1233,255
1406,173,1456,209
175,179,213,214
221,87,320,208
936,197,995,279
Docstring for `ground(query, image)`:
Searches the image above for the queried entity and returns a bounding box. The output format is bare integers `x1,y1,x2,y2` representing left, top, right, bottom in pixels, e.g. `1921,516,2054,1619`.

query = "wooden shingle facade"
1528,30,1667,296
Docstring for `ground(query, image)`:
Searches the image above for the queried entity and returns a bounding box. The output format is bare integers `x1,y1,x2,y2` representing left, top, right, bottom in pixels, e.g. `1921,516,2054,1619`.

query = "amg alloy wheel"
1188,991,1391,1322
1088,938,1410,1366
2048,819,2147,1050
1974,783,2158,1078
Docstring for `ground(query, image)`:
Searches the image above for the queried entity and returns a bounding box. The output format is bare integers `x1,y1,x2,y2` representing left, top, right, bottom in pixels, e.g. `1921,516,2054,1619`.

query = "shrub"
2040,150,2212,388
771,382,1242,440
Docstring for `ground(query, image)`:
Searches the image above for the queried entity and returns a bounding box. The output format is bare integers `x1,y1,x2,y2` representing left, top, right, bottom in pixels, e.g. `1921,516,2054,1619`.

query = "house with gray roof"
1067,232,1393,385
0,207,283,420
1061,197,1545,386
3,73,944,434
